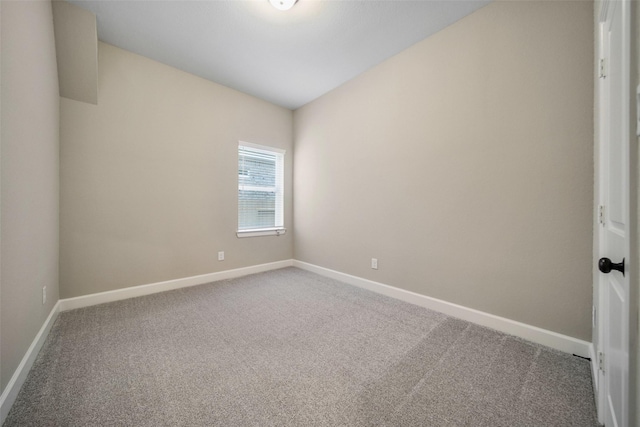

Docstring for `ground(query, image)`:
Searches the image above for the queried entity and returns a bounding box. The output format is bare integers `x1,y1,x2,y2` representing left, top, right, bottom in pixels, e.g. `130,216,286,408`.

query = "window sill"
236,228,287,238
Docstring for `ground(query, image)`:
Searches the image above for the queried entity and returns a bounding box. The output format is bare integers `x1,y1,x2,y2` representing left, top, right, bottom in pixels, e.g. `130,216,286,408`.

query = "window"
237,142,286,237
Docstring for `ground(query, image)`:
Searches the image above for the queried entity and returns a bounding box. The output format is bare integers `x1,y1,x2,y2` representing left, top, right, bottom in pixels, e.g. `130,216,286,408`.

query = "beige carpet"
5,267,599,426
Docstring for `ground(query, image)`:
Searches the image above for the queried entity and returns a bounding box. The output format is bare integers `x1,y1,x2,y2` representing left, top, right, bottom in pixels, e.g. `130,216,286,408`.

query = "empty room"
1,0,639,425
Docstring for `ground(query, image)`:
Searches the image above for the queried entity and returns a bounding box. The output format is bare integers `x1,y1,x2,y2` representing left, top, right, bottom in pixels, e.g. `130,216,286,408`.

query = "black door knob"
598,257,625,276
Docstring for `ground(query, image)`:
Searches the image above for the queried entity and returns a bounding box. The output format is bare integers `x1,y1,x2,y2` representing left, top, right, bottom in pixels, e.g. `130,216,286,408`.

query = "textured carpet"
5,267,599,426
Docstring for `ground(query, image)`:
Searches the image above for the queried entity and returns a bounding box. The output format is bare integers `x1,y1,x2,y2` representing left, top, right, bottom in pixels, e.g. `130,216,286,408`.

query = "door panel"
598,1,631,426
607,0,624,228
605,274,627,427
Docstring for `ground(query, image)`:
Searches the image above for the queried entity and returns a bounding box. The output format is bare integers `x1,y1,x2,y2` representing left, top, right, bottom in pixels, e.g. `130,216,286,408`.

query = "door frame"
593,0,638,425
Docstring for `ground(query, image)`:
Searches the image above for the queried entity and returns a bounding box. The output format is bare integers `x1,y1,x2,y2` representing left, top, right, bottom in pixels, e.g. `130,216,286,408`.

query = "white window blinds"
238,142,285,233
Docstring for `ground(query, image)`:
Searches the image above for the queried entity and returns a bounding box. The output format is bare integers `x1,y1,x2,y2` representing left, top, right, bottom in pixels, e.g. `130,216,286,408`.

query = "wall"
52,0,98,105
634,0,640,422
1,0,60,392
60,42,293,299
294,1,593,340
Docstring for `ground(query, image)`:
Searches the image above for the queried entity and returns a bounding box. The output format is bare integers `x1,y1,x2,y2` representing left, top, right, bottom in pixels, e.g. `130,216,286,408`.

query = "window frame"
236,141,286,238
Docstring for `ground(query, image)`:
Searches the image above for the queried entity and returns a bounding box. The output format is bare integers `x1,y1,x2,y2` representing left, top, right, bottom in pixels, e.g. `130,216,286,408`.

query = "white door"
597,1,631,426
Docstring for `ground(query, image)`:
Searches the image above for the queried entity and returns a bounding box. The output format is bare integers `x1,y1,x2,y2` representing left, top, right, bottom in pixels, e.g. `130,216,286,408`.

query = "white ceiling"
68,0,491,110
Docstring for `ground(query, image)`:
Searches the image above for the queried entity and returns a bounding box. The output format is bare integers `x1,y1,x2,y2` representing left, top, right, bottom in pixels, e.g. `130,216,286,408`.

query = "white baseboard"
59,259,294,311
1,260,293,422
0,301,60,424
293,260,591,358
2,258,590,424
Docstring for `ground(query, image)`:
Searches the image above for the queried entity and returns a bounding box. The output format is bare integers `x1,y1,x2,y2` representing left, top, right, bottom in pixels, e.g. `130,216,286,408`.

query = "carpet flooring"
5,267,599,426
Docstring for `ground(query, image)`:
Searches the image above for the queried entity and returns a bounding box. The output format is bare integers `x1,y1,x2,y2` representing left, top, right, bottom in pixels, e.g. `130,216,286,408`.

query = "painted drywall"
1,0,60,392
60,42,293,299
294,1,593,340
52,0,98,104
634,0,640,422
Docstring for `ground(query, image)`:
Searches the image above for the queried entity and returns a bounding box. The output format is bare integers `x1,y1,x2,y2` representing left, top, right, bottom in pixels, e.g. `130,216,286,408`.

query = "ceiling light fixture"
269,0,298,11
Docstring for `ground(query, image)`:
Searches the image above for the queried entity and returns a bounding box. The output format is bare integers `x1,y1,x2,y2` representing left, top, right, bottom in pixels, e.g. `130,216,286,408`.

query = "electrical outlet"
42,286,46,305
218,251,225,261
371,258,378,270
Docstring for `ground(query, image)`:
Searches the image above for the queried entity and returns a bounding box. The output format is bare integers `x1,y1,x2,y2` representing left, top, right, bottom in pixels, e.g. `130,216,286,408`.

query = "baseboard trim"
0,301,60,424
59,259,294,311
1,259,591,424
293,260,591,358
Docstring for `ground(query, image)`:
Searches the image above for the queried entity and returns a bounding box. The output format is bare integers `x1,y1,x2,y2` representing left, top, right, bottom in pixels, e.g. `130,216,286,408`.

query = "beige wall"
634,0,640,422
1,0,60,392
294,1,594,340
60,42,293,299
52,0,98,105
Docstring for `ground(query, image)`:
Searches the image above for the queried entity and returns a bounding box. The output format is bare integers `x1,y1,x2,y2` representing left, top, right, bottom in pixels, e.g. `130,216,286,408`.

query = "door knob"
598,257,625,276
